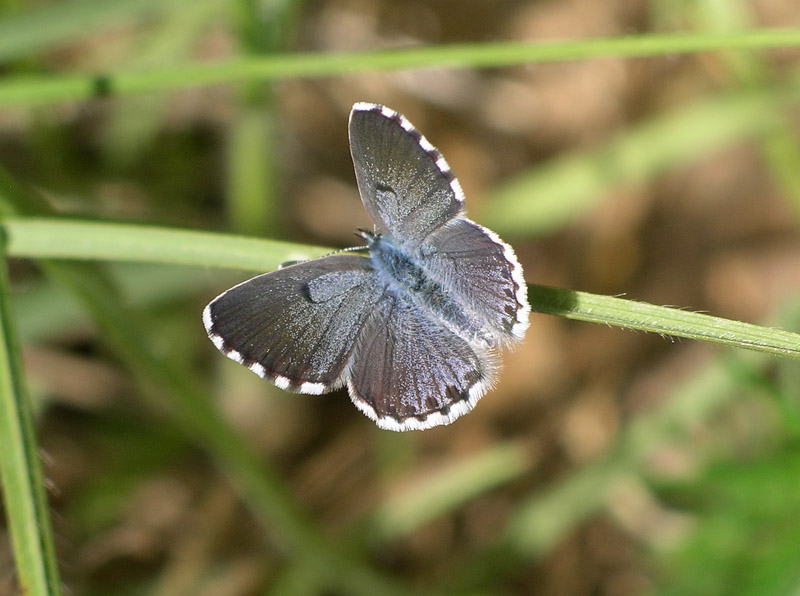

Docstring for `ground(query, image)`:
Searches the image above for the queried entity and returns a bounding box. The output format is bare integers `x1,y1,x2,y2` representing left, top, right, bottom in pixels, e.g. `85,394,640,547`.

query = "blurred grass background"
2,0,800,595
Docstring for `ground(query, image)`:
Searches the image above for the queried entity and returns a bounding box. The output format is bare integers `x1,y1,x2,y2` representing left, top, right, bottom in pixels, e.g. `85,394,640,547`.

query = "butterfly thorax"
365,232,489,346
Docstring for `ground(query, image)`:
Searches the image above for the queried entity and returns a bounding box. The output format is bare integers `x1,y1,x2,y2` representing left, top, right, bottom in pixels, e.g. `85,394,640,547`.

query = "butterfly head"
356,227,379,246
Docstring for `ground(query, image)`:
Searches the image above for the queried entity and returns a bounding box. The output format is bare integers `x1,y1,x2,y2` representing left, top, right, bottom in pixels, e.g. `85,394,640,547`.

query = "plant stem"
2,29,800,106
0,252,63,596
4,217,800,360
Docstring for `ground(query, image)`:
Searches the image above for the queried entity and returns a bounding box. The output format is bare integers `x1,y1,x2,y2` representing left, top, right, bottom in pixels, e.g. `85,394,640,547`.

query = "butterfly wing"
349,103,463,247
204,254,383,394
346,293,497,431
419,217,530,346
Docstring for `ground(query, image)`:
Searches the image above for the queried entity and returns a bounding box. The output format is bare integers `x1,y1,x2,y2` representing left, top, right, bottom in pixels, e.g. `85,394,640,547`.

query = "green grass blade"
2,29,800,106
367,440,534,540
99,0,226,165
685,0,800,221
16,264,242,343
0,0,217,63
225,0,303,236
227,104,280,235
530,285,800,359
482,81,800,235
3,217,329,271
504,349,762,556
0,255,63,596
4,217,800,360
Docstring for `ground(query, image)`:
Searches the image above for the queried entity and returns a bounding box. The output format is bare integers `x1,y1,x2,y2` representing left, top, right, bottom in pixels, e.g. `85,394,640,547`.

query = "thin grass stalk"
0,252,63,596
2,29,800,106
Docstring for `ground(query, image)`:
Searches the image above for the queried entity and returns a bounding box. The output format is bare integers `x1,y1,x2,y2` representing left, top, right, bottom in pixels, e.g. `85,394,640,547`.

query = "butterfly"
203,102,530,431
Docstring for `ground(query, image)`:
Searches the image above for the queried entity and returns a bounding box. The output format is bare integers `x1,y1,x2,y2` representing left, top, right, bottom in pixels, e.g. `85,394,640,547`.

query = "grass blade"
2,29,800,106
368,440,534,540
3,217,328,271
504,346,768,556
0,254,63,596
15,264,242,343
4,217,800,360
530,285,800,359
483,81,800,235
0,0,218,63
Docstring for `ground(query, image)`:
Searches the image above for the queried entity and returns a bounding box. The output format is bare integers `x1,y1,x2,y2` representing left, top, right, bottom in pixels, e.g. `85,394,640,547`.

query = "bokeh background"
3,0,800,595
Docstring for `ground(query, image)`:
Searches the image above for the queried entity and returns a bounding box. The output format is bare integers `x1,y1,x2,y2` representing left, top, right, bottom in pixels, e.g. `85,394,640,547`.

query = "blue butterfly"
204,103,529,431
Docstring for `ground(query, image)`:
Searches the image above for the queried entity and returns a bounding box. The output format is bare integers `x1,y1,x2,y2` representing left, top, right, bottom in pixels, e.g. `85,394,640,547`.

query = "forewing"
346,294,497,431
420,217,530,346
348,102,463,247
204,254,382,394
